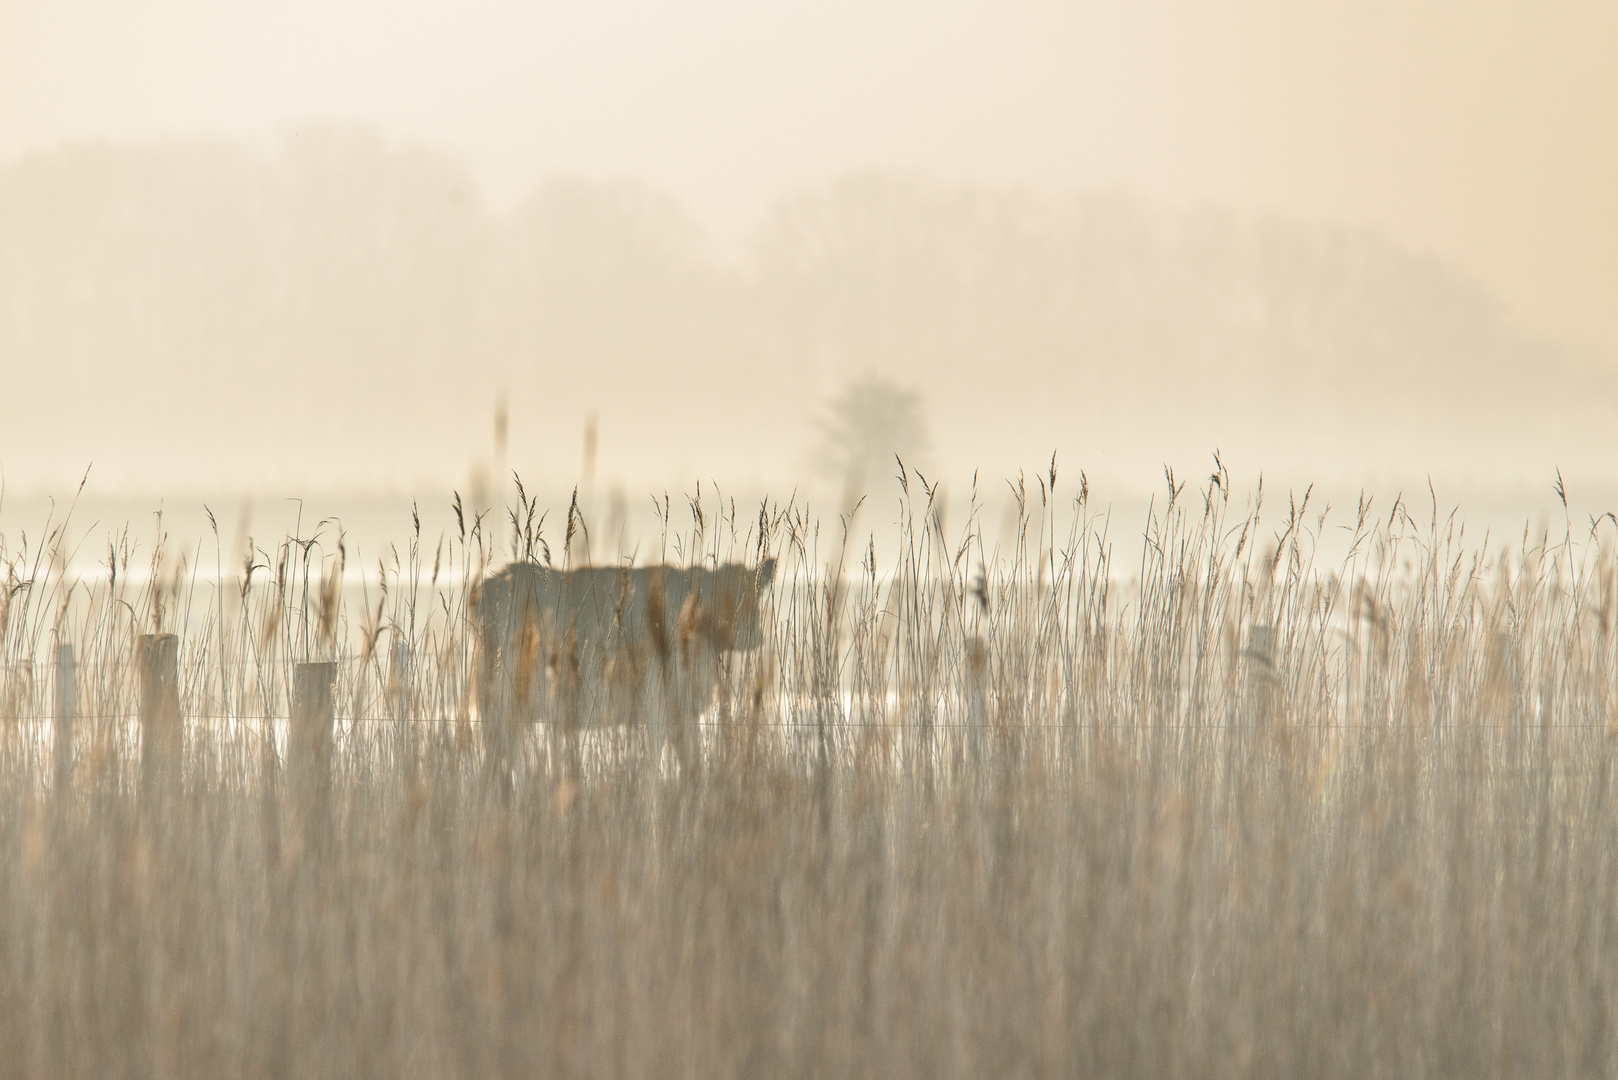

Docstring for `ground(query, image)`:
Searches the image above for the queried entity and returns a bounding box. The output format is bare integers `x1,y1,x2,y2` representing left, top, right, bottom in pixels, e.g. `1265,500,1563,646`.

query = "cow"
474,558,777,779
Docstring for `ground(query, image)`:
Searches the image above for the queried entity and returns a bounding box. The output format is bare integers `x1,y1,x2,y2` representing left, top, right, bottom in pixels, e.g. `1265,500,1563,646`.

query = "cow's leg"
643,659,672,774
556,639,584,780
669,646,713,778
486,603,545,795
482,653,516,794
478,627,515,792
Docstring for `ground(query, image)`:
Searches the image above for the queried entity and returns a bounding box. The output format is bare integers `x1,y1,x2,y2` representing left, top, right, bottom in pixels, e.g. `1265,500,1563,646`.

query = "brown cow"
475,559,777,778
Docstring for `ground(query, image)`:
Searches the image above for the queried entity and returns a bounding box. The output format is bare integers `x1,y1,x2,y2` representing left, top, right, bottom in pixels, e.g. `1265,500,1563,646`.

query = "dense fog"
2,126,1610,507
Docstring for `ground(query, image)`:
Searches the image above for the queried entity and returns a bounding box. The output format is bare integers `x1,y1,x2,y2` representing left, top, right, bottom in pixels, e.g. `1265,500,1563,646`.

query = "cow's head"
700,557,777,651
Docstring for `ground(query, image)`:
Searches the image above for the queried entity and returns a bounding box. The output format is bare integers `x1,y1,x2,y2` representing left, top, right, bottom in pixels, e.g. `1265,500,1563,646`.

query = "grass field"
2,464,1616,1078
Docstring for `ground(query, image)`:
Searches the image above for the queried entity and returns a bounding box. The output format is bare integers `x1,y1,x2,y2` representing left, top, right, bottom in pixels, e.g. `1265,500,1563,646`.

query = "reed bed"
2,464,1616,1078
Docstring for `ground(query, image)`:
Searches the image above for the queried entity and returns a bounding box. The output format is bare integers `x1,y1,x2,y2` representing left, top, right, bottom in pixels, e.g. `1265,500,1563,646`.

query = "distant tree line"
0,124,1606,487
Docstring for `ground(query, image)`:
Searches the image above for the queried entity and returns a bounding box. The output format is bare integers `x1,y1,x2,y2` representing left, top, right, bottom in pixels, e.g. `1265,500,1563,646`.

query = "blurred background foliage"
2,126,1609,498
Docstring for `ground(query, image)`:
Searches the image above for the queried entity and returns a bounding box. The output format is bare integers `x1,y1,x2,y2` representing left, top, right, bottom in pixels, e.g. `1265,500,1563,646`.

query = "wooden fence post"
139,633,181,792
2,659,34,721
291,662,337,814
388,641,411,717
1244,623,1280,731
388,641,416,775
53,643,76,792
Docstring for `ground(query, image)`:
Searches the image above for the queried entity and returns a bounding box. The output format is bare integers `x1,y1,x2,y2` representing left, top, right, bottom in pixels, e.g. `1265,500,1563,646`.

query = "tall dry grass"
1,464,1616,1078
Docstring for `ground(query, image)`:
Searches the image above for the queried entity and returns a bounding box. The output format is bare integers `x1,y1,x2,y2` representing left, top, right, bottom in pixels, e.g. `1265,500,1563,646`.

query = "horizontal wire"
2,714,1616,731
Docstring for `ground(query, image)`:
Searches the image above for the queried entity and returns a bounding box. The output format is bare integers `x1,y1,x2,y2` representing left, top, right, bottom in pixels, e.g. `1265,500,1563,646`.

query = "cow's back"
475,558,776,730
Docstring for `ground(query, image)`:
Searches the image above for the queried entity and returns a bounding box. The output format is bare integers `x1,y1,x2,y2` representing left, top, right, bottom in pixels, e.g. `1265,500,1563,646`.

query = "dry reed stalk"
0,473,1615,1077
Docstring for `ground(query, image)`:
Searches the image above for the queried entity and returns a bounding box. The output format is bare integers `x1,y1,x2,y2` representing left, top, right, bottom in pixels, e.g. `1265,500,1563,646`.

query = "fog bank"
3,129,1609,505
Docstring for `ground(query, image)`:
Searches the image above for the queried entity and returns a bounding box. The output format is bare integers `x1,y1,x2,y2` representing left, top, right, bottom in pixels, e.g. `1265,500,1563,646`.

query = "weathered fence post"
388,641,410,713
388,640,415,775
291,662,337,815
53,642,76,792
2,659,34,721
139,633,181,792
1244,623,1280,731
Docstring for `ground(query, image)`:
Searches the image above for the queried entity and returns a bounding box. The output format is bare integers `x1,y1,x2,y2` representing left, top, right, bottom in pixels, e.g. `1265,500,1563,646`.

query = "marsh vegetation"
2,464,1616,1078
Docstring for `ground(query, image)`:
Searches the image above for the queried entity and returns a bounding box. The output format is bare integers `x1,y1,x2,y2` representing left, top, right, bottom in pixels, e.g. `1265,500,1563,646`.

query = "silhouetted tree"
812,373,931,501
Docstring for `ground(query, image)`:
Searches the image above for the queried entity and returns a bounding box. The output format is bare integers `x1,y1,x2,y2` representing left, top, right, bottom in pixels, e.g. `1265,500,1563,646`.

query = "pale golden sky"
3,0,1613,354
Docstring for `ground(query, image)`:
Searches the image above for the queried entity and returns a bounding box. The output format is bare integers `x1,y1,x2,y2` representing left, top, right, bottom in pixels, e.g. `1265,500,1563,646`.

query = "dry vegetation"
2,462,1617,1078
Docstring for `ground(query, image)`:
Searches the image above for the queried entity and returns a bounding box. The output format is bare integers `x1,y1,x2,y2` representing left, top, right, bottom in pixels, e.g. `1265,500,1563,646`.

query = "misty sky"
4,0,1613,356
